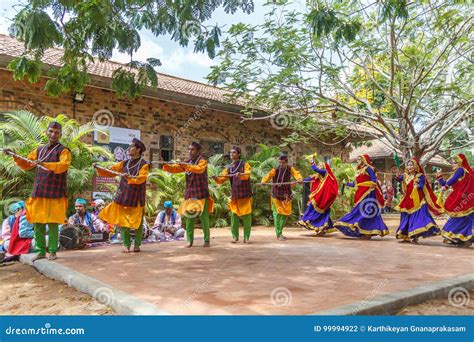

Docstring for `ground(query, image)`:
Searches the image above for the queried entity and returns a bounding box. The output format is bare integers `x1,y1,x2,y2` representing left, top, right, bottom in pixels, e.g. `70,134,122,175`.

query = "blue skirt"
299,204,335,234
441,213,473,244
334,191,389,237
396,204,439,240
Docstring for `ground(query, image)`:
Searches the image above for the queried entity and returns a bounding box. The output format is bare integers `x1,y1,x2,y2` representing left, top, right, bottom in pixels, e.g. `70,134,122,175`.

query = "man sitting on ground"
152,201,184,240
68,198,105,233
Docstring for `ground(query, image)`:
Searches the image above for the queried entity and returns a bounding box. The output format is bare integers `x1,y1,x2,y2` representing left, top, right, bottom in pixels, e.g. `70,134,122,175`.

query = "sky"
0,0,306,84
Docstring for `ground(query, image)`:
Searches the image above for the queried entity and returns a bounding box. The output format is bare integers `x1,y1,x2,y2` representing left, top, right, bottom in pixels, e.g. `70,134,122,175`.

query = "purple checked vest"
272,166,292,200
227,161,252,199
32,143,68,198
114,158,148,207
184,156,209,199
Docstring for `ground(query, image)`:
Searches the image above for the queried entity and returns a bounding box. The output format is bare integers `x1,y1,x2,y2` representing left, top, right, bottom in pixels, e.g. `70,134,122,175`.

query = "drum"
129,219,151,240
59,224,91,250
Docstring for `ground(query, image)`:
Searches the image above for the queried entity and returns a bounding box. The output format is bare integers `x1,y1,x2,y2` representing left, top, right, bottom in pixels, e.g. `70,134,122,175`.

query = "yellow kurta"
163,159,214,215
262,166,303,215
215,162,252,216
14,147,71,224
97,161,149,229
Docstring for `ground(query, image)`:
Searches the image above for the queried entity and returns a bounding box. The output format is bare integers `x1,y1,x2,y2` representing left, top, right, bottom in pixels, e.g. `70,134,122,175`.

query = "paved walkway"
52,221,472,315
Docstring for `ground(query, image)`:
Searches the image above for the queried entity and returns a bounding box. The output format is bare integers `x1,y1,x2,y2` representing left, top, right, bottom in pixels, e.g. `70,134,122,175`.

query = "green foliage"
208,0,473,164
0,110,112,217
8,0,255,99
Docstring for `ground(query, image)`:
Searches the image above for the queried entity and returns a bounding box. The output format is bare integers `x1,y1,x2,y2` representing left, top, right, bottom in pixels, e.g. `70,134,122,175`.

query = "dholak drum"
60,224,91,250
129,219,151,240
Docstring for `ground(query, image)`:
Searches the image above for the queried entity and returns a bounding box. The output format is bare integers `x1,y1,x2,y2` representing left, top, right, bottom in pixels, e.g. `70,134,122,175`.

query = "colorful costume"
98,157,149,249
163,156,214,245
395,158,442,241
438,154,473,245
299,161,338,234
14,142,71,255
7,209,35,256
215,159,252,241
334,154,389,238
262,164,303,238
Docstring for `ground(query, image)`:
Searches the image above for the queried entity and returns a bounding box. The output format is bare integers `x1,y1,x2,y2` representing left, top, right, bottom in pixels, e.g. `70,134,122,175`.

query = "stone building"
0,34,373,165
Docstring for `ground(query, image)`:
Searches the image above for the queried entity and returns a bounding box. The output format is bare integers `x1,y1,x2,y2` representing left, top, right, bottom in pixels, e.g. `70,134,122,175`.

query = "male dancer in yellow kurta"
163,142,214,248
214,146,252,243
3,122,71,261
262,155,302,240
94,138,149,253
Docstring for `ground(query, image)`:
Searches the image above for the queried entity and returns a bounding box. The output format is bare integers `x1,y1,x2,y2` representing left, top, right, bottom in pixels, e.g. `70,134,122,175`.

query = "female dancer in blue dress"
437,154,473,247
395,158,442,244
298,155,338,236
334,154,389,239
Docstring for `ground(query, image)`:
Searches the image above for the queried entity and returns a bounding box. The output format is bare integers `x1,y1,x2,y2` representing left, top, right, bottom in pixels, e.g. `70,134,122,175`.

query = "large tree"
7,0,254,98
207,0,473,165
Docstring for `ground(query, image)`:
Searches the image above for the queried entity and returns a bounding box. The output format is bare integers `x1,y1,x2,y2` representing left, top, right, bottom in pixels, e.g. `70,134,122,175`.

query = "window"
160,135,174,161
202,140,224,157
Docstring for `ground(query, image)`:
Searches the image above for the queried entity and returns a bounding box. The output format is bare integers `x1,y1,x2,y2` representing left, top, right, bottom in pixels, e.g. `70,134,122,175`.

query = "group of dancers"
299,154,473,248
2,121,473,260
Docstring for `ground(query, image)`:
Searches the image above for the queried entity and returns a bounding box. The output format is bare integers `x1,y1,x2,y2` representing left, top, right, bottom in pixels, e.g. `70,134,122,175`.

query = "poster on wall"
92,127,141,200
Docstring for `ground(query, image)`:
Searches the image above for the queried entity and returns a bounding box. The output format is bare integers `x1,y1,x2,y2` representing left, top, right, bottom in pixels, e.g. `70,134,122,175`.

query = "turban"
190,141,202,150
93,199,105,207
231,146,241,155
75,198,87,205
48,121,62,130
164,201,173,208
279,154,288,161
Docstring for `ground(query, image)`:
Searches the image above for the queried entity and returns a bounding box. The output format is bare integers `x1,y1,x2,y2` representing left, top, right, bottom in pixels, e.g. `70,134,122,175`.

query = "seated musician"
68,198,106,233
152,201,184,239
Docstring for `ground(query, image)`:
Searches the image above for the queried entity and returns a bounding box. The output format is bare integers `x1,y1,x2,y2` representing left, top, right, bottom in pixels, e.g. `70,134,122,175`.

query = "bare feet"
278,235,286,241
133,246,141,252
48,253,57,261
360,235,372,240
185,242,193,248
411,238,419,244
231,238,238,243
203,241,210,247
243,239,250,244
122,247,131,253
32,253,46,261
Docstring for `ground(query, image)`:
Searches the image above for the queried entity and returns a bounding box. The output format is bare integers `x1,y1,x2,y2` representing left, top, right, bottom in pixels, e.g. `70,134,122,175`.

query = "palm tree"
0,110,111,217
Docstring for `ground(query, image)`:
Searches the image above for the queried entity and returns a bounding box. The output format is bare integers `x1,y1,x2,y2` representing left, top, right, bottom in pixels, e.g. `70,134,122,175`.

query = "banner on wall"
92,127,141,199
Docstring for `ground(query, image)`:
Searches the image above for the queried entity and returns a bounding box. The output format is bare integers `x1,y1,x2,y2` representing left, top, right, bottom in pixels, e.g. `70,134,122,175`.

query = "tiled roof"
0,34,242,106
349,139,450,166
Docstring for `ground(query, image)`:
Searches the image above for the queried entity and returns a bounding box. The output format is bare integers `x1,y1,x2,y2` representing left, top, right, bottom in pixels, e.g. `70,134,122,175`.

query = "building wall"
0,69,350,163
